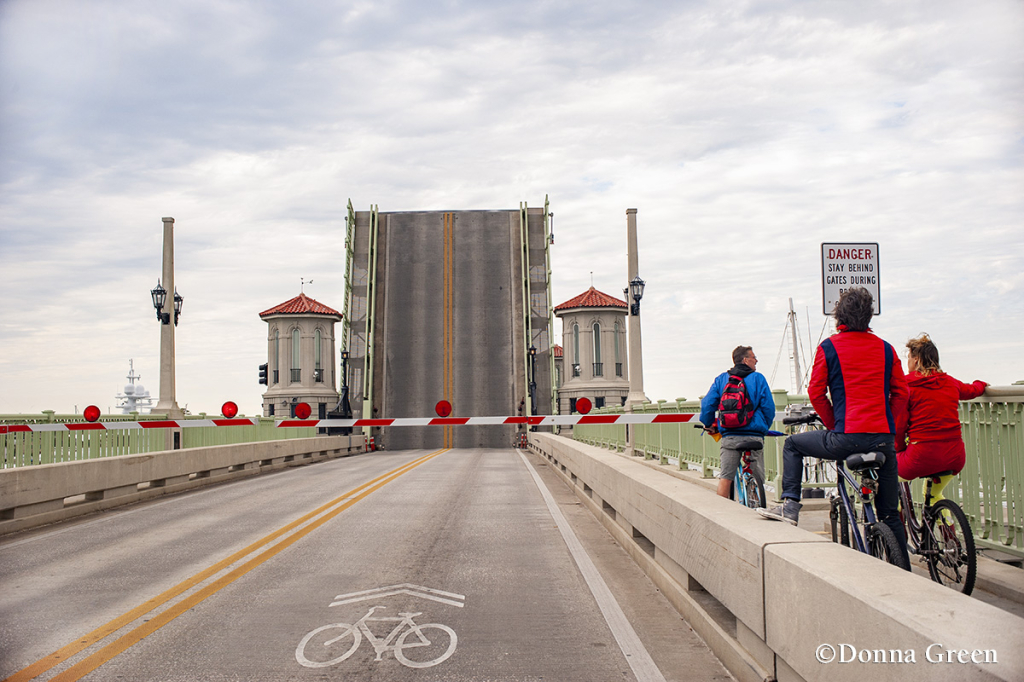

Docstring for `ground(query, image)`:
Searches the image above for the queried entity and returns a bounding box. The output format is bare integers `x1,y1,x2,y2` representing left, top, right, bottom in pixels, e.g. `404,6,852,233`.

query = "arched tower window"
274,330,280,384
572,323,580,377
592,322,603,376
614,320,622,377
314,329,323,382
291,328,301,382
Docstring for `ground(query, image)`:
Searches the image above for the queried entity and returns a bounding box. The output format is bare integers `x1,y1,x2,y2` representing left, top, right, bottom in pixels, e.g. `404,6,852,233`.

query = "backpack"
718,375,754,429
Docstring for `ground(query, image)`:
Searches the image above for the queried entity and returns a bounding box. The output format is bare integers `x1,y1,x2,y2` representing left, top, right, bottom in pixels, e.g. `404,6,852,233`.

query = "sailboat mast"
789,298,803,393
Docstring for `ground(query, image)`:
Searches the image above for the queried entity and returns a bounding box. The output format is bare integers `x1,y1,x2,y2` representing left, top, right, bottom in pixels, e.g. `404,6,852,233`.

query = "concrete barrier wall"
529,432,1023,682
0,435,364,536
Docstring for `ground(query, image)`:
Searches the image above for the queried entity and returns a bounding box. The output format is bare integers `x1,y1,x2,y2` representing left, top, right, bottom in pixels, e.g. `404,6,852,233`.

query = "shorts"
897,437,965,480
718,435,765,481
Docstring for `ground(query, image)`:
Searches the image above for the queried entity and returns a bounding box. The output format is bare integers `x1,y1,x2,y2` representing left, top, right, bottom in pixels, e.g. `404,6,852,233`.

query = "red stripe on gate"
428,418,470,425
1,425,32,433
576,415,621,425
278,420,320,427
527,417,544,425
503,417,528,424
212,419,255,427
67,423,107,431
352,419,395,427
139,421,181,429
651,414,696,423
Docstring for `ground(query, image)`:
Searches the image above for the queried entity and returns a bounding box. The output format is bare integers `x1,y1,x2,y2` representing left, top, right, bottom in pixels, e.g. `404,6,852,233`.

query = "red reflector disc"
83,405,101,422
575,397,592,415
294,402,312,420
221,401,239,419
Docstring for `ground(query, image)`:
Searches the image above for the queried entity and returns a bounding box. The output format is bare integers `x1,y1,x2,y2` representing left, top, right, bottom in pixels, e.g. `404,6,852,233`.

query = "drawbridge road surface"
0,449,732,682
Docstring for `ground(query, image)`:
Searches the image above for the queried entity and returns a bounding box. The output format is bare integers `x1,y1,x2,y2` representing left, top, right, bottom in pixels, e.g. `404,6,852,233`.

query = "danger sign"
821,243,881,315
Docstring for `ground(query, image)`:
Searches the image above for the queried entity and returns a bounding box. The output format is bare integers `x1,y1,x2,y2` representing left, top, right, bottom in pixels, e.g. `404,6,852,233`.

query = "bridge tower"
553,287,630,421
259,293,342,419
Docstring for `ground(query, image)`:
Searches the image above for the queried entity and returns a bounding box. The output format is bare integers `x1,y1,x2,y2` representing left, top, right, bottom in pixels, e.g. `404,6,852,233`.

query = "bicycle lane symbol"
295,584,465,670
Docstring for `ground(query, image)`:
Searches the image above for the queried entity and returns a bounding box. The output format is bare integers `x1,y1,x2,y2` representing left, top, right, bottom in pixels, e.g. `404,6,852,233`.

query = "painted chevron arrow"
330,583,466,608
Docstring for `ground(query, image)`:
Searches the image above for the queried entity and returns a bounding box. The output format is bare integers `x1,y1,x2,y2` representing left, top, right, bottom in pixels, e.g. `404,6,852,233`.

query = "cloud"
1,0,1022,414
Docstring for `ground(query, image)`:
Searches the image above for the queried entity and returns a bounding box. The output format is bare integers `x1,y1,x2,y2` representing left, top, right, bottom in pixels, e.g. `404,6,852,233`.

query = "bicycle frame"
734,451,755,506
833,461,880,554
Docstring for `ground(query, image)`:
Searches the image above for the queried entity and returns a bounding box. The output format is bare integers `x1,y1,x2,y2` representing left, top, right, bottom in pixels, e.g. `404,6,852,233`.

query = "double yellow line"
442,213,455,449
5,449,449,682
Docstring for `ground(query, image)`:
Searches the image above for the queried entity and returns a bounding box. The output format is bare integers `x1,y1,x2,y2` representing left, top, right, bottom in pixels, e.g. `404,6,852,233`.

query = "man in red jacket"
759,288,909,565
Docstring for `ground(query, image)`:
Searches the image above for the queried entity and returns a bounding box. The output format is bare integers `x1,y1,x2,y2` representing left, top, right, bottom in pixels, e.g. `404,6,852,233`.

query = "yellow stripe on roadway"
4,448,449,682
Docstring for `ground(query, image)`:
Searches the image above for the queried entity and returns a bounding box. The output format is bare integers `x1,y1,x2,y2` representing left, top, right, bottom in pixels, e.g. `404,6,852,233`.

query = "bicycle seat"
730,439,763,452
844,452,885,471
919,470,956,480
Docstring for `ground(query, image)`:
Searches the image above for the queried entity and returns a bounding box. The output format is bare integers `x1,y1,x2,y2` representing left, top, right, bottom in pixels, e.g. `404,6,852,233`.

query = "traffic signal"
258,363,268,385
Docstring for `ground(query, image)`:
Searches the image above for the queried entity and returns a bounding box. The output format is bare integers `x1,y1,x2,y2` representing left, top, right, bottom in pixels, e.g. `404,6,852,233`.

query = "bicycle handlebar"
782,413,821,426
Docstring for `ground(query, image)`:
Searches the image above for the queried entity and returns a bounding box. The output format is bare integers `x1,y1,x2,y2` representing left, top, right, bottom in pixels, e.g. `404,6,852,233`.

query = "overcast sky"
2,0,1022,416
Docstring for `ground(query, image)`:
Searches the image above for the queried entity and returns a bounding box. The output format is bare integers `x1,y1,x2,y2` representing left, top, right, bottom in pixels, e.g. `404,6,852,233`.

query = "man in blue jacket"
699,346,777,499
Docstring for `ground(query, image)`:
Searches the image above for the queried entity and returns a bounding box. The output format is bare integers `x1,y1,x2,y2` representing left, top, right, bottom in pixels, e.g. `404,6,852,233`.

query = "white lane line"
518,451,667,682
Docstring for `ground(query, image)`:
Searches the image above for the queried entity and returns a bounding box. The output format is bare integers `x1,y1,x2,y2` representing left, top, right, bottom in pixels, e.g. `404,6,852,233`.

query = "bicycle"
296,605,457,669
695,425,766,509
898,472,977,594
782,413,910,570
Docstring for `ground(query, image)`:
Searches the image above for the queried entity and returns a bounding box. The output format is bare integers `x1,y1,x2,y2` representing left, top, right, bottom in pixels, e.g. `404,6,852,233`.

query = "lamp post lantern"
629,275,645,316
340,349,352,418
528,346,536,413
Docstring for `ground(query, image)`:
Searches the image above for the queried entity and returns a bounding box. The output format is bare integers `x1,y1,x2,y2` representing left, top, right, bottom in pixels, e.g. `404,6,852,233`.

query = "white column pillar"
626,208,647,409
154,217,183,418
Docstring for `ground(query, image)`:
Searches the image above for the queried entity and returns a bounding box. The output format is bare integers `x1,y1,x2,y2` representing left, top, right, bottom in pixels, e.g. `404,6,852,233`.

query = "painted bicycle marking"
296,605,457,669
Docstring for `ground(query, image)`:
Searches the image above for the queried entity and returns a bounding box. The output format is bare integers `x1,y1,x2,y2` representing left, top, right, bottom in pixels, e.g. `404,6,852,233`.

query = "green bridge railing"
0,412,317,469
573,385,1024,559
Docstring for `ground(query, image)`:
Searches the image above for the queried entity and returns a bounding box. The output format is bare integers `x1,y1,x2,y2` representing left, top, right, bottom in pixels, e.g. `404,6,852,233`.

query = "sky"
1,0,1022,417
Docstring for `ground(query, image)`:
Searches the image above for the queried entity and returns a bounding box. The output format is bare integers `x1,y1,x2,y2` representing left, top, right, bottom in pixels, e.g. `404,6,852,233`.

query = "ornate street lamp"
340,349,352,418
173,289,183,326
528,345,538,417
151,280,184,326
151,280,169,324
629,275,646,316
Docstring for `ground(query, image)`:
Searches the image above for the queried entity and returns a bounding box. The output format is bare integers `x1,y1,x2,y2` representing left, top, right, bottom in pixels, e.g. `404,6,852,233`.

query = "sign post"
821,243,881,315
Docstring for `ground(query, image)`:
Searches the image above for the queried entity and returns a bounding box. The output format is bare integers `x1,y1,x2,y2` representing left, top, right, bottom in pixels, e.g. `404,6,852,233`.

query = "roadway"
0,448,732,682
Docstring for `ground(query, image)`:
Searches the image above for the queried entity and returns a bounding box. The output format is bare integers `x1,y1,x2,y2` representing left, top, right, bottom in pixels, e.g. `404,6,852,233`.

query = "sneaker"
757,499,801,526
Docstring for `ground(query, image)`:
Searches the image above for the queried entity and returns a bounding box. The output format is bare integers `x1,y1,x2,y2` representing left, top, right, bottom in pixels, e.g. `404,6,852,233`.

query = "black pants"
782,430,909,568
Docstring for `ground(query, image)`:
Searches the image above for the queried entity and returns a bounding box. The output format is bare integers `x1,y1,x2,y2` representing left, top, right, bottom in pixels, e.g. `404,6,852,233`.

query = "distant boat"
115,360,154,414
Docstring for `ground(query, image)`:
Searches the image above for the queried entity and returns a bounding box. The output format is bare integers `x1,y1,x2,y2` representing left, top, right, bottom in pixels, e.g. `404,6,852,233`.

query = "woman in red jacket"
896,334,987,499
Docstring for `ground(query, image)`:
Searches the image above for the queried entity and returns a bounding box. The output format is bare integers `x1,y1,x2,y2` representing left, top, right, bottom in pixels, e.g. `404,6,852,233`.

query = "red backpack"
718,375,754,429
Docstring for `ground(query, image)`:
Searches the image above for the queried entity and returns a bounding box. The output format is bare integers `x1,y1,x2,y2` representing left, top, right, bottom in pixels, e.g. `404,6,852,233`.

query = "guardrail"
0,434,365,535
573,385,1024,559
0,412,316,469
529,432,1022,682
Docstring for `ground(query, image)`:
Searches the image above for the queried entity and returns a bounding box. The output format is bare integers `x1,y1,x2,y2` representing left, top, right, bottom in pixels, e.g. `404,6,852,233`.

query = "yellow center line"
4,449,447,682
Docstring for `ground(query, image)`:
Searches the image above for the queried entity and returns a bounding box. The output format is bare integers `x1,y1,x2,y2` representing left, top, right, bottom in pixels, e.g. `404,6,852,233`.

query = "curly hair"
906,333,941,375
732,346,753,365
834,287,874,331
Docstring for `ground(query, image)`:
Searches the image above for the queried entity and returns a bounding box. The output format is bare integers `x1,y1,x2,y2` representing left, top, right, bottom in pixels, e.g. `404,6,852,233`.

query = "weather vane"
301,277,314,293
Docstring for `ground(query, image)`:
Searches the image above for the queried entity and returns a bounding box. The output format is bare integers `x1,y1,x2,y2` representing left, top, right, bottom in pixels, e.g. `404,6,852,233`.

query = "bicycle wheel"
394,623,457,668
295,623,361,668
829,497,850,547
742,472,766,510
926,500,977,595
866,522,910,570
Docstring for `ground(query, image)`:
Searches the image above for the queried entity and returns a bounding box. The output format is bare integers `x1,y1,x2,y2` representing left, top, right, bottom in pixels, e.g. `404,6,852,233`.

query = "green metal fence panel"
1,413,320,469
573,386,1024,558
